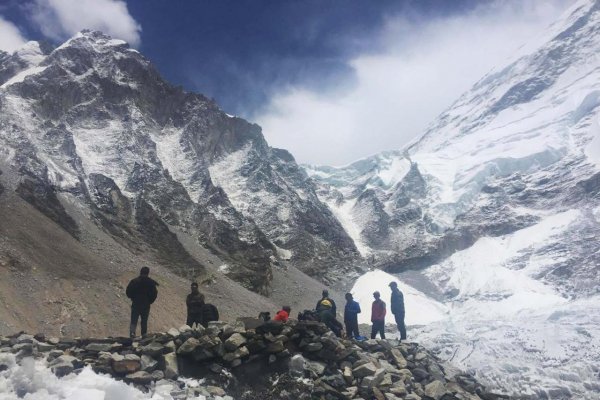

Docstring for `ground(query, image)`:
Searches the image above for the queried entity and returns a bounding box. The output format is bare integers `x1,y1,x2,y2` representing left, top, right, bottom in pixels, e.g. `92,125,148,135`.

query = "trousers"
371,320,385,339
394,312,407,340
130,304,150,337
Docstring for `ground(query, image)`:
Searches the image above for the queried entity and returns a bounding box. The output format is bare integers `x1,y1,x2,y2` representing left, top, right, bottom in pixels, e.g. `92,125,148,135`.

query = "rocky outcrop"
0,31,360,294
0,322,498,400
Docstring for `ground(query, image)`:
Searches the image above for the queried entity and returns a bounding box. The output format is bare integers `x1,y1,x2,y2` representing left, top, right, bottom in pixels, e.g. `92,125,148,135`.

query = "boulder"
424,380,447,400
177,338,200,355
353,362,377,378
126,371,154,385
163,352,179,380
112,354,141,374
289,354,305,377
224,333,247,351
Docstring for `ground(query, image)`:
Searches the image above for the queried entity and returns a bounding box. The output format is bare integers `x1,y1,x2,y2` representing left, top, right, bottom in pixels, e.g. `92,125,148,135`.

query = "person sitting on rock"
318,299,343,337
186,282,205,328
274,306,291,322
344,293,361,339
126,266,158,338
371,291,386,339
389,281,407,341
200,302,219,328
316,289,337,316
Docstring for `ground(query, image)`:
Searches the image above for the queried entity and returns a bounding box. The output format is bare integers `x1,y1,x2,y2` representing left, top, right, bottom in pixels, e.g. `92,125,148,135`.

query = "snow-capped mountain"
0,31,359,295
311,0,600,397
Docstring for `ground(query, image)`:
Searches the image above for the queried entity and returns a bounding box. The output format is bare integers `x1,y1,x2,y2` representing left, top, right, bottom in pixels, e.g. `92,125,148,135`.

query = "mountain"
0,30,360,302
311,0,600,397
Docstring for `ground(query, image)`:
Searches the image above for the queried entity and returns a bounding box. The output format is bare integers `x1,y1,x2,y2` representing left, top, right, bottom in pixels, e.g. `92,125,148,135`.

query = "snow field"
351,269,448,326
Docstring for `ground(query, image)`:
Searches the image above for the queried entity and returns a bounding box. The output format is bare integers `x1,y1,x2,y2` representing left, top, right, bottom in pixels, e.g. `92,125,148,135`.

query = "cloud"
0,16,28,52
256,0,573,166
30,0,141,46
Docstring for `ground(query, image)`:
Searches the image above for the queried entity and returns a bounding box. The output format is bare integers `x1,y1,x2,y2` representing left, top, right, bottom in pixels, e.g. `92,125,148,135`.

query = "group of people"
126,267,218,338
327,282,406,340
126,267,407,342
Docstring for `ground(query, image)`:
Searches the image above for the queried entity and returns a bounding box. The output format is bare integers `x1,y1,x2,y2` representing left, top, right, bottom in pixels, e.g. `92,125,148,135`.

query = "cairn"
0,320,501,400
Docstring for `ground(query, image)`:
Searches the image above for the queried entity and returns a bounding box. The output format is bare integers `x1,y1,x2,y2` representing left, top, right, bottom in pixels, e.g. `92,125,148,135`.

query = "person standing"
389,281,407,340
370,291,386,339
344,293,361,339
126,267,158,338
186,282,205,328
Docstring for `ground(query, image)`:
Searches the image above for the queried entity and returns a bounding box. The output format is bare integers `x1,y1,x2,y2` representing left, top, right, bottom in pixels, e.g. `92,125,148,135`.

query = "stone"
51,362,74,377
405,394,421,400
305,342,323,352
37,342,55,352
177,338,200,355
266,340,285,353
141,354,158,372
343,386,358,398
85,342,114,353
151,370,164,380
343,366,353,384
424,380,447,400
126,371,154,385
207,386,226,396
141,341,164,357
372,387,386,400
112,354,141,374
412,367,429,381
306,361,326,377
353,362,377,378
390,348,408,368
167,328,180,337
163,352,179,380
224,333,247,351
289,354,305,377
222,346,249,362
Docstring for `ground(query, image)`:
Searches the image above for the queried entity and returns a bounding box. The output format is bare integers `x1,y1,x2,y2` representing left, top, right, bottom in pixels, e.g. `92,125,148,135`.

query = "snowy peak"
0,30,360,294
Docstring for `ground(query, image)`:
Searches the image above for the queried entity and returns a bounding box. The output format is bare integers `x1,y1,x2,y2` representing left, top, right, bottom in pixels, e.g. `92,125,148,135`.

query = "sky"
0,0,574,165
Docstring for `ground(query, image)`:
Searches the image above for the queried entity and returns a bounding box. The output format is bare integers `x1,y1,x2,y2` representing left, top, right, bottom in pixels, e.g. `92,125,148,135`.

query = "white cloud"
256,1,574,166
0,17,28,52
31,0,141,46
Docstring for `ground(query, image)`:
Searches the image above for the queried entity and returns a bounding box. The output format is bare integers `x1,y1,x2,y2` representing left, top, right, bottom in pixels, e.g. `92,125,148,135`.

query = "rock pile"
0,321,503,400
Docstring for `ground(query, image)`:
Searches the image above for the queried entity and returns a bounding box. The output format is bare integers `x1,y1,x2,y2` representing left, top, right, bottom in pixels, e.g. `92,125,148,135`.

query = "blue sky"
0,0,573,164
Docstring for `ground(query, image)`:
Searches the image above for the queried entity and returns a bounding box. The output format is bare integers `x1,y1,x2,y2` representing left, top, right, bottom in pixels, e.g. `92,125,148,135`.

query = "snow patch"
325,198,370,256
377,157,410,187
1,66,48,88
351,269,449,326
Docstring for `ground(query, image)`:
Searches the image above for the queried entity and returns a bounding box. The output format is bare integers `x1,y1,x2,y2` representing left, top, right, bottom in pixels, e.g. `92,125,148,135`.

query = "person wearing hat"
371,291,386,339
389,281,406,340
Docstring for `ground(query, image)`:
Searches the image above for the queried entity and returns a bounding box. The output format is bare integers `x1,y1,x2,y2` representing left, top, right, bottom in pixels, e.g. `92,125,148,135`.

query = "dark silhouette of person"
186,282,205,328
344,293,361,339
371,291,386,339
126,267,158,338
316,289,337,316
389,281,407,340
200,303,219,328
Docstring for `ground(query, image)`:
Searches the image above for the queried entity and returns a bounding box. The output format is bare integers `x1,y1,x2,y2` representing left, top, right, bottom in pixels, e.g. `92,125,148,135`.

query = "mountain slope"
0,31,360,298
311,0,600,397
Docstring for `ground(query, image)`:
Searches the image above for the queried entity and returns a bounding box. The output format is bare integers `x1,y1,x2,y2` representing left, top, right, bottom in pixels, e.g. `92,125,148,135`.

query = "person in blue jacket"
343,293,361,339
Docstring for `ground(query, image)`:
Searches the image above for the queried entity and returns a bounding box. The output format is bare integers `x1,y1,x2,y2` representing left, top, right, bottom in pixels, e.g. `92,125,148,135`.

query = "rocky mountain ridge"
0,30,360,298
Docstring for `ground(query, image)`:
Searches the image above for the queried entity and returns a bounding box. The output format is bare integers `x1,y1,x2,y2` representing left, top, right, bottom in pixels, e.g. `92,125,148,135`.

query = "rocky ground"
0,320,502,400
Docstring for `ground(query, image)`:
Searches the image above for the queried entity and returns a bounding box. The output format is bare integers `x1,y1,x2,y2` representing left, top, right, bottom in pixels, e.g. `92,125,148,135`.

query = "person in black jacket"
316,290,337,316
186,282,205,328
389,281,407,340
126,267,158,338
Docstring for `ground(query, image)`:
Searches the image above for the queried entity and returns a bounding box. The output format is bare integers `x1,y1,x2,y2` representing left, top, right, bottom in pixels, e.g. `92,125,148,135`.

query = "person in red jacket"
274,306,291,322
371,291,386,339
